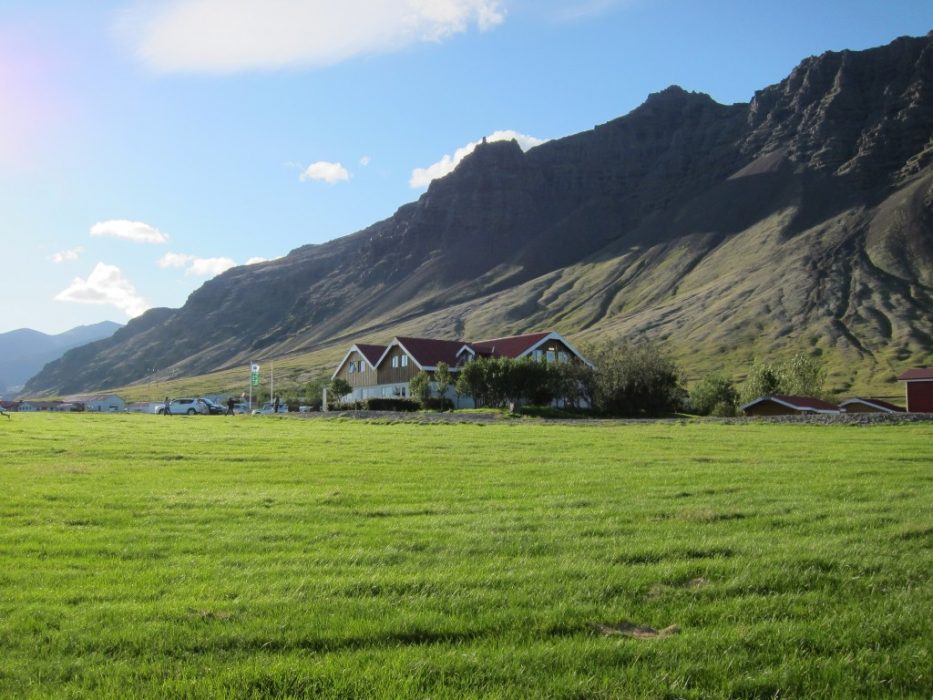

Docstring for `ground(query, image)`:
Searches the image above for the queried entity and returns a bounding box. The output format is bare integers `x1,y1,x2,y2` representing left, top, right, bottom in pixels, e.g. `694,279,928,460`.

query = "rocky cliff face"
27,33,933,395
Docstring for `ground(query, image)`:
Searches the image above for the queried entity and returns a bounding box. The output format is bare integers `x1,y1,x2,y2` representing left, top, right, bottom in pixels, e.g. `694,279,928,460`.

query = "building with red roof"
740,395,841,416
897,368,933,412
332,330,590,405
838,398,905,414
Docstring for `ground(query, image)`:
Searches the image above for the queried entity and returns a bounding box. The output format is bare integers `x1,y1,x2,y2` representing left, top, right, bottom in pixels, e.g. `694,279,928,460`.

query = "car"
160,398,211,415
200,398,226,415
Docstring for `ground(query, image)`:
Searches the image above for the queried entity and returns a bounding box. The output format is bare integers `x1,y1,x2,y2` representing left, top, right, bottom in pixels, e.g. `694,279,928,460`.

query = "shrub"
689,374,739,416
409,371,432,404
582,341,684,417
422,397,454,411
362,398,420,412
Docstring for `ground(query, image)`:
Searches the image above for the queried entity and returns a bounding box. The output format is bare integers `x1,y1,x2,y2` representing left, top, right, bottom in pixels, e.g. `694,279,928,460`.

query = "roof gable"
355,344,386,367
389,337,465,369
741,395,841,413
898,368,933,381
839,397,905,412
470,332,551,359
331,343,387,379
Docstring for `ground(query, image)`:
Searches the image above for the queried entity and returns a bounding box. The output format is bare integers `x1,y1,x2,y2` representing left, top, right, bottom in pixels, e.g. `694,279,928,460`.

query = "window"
401,355,409,367
546,350,556,363
533,349,543,361
392,356,399,368
348,363,355,374
558,351,569,364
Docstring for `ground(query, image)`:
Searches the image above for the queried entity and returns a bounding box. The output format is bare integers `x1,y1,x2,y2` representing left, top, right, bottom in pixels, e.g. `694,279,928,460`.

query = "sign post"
249,363,260,410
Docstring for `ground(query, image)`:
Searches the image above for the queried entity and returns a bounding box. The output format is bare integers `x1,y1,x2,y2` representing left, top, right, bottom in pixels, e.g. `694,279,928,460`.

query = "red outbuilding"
898,368,933,412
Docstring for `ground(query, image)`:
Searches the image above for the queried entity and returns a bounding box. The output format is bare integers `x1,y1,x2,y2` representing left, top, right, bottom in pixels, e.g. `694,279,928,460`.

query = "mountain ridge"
27,33,933,396
0,321,122,396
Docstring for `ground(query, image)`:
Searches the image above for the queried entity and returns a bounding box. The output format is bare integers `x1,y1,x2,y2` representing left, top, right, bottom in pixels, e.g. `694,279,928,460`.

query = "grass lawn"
0,414,930,698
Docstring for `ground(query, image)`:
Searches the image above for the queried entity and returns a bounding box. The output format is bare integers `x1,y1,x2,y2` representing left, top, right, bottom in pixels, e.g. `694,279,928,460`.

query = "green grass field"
1,414,930,698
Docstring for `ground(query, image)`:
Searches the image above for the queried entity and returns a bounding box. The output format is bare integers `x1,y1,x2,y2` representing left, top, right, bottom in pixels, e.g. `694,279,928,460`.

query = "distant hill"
0,322,122,395
26,33,933,396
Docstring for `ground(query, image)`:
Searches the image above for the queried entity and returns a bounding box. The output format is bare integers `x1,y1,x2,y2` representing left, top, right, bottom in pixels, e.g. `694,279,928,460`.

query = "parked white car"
158,398,211,415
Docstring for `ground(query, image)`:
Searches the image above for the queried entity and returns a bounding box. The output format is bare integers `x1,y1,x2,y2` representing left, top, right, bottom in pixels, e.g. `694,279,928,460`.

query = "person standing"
163,396,170,416
226,396,236,416
273,394,281,413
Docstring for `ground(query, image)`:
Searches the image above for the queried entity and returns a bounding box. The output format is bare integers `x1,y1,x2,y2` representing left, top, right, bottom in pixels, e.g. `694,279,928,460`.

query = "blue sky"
2,0,930,334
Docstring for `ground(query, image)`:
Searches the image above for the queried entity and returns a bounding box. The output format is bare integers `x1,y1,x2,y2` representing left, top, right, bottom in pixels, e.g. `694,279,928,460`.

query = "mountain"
0,321,123,396
27,33,933,396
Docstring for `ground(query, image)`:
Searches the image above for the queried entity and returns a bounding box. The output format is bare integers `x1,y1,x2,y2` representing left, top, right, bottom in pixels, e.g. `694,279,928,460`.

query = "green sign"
250,363,260,386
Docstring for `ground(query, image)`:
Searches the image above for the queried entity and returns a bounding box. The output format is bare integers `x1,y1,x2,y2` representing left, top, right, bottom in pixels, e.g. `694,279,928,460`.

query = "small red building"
741,395,841,416
898,368,933,412
838,398,905,414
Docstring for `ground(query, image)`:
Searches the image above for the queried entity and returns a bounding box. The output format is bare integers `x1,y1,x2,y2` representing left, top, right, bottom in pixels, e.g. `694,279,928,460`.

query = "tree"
456,359,489,407
303,374,329,410
328,378,352,402
688,374,739,416
409,371,432,405
741,362,782,403
582,341,683,417
434,362,452,400
740,353,827,403
780,353,826,397
552,360,594,409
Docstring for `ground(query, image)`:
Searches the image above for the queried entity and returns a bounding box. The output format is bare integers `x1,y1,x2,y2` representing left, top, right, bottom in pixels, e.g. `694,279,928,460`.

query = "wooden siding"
377,345,420,385
336,350,377,388
906,381,933,412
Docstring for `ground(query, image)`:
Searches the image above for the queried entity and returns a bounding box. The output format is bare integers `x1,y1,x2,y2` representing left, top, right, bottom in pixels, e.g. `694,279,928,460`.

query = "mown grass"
0,414,930,698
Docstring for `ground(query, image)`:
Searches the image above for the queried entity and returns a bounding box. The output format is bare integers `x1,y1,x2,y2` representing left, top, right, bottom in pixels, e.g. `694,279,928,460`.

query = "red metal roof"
898,368,933,381
742,395,840,413
840,397,905,412
469,332,552,359
395,337,466,367
771,395,840,411
355,343,386,367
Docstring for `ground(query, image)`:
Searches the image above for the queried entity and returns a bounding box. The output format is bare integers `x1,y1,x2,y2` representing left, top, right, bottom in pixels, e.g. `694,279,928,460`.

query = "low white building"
80,395,126,412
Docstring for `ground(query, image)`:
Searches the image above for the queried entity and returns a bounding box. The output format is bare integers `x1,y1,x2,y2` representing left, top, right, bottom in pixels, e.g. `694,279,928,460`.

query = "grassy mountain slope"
27,33,933,398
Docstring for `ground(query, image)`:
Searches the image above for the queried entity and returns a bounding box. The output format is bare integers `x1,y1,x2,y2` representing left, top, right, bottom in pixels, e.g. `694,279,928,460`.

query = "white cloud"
91,219,169,244
159,251,237,276
246,256,268,265
359,155,371,167
300,161,350,184
51,246,84,263
120,0,505,74
157,252,194,268
54,262,150,318
186,256,237,277
409,130,547,188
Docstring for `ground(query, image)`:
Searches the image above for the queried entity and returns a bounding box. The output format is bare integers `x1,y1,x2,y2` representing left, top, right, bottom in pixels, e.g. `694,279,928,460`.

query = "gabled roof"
385,337,466,369
740,395,841,414
331,343,387,379
468,330,595,367
898,368,933,381
355,344,386,367
469,332,552,359
839,397,905,413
